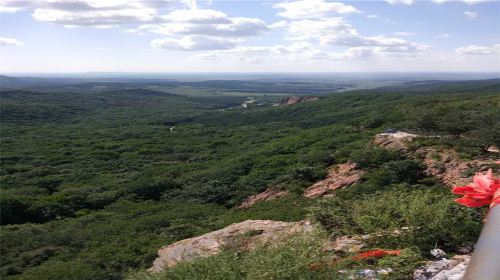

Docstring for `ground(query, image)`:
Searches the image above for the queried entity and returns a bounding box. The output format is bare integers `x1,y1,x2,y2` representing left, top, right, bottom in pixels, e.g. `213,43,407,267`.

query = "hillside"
1,80,499,280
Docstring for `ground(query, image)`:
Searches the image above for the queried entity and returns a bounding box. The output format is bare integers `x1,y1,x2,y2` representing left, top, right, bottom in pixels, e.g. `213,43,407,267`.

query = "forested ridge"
1,80,499,279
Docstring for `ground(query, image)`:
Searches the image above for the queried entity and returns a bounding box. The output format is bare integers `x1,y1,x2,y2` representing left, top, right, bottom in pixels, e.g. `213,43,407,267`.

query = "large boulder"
148,220,314,272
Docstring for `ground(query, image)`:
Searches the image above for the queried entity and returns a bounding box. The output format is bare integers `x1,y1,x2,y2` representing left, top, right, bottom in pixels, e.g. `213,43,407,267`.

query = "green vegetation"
1,79,499,279
128,234,424,280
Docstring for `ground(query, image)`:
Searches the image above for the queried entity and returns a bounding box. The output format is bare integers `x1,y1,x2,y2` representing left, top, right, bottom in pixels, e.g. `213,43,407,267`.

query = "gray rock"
357,269,377,279
431,249,447,259
413,255,470,280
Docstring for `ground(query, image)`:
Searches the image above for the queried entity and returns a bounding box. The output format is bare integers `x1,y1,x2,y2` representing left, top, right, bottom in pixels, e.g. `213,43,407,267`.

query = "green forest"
1,79,499,279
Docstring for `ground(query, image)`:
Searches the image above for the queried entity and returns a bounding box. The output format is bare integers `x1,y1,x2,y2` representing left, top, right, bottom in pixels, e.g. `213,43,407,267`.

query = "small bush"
127,233,342,280
350,148,402,169
310,188,483,252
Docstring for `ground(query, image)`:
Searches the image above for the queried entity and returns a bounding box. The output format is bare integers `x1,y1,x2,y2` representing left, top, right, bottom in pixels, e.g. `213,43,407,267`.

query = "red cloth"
352,249,401,260
452,169,500,209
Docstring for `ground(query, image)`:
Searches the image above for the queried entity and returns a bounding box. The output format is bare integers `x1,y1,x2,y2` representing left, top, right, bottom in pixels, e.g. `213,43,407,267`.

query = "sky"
0,0,499,73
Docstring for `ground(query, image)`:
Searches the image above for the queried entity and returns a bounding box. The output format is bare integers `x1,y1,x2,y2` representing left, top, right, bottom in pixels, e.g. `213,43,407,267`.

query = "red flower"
352,249,401,260
452,169,500,208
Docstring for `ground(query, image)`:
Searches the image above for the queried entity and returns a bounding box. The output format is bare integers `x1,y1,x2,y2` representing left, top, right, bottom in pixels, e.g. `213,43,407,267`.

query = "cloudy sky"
1,0,499,73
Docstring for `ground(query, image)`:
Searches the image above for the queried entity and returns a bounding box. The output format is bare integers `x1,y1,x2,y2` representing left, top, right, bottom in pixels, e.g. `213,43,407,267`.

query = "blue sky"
0,0,499,73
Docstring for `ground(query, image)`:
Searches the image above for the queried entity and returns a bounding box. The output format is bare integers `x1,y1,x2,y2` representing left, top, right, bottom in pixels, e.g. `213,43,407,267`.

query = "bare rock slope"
374,132,496,187
304,162,363,198
237,188,288,209
280,96,318,106
149,220,313,272
418,148,494,187
373,131,418,151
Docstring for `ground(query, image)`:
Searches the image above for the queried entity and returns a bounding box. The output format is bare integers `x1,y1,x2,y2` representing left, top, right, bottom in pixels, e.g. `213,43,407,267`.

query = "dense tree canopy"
1,80,499,279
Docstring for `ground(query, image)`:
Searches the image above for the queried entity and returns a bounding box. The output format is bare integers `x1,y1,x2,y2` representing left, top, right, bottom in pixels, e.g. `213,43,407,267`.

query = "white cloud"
0,6,22,13
130,7,270,51
136,14,269,37
366,14,378,19
386,0,414,5
436,33,452,38
198,43,306,57
433,0,490,4
151,35,239,50
389,0,490,5
281,18,427,52
0,36,24,46
39,0,427,59
194,42,323,62
455,44,500,55
161,9,230,24
393,32,415,36
464,11,477,19
2,1,270,52
195,41,429,63
275,0,360,19
284,18,354,41
32,7,157,27
0,0,189,26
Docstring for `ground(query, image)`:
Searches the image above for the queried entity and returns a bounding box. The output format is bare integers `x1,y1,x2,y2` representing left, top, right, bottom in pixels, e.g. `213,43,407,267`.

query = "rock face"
304,162,363,198
148,220,314,272
373,131,418,151
237,188,288,209
374,133,496,187
413,255,470,280
280,96,318,106
418,148,495,187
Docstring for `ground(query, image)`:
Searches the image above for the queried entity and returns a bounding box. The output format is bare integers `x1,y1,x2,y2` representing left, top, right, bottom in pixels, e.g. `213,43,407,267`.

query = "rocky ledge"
149,220,313,272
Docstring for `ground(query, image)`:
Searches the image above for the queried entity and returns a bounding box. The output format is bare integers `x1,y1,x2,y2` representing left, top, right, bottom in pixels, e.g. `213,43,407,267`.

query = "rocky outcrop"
374,133,497,187
373,131,418,151
148,220,314,272
413,255,470,280
304,162,363,198
280,96,318,106
237,188,288,209
417,148,495,187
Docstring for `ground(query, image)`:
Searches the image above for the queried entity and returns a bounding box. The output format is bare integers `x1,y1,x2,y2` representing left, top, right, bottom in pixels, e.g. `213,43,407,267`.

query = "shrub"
127,233,342,280
310,188,483,252
290,166,327,182
350,148,402,168
129,178,180,200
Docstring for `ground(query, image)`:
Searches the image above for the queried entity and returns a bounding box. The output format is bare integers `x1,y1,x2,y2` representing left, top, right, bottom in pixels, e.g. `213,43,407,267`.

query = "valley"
0,76,499,280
